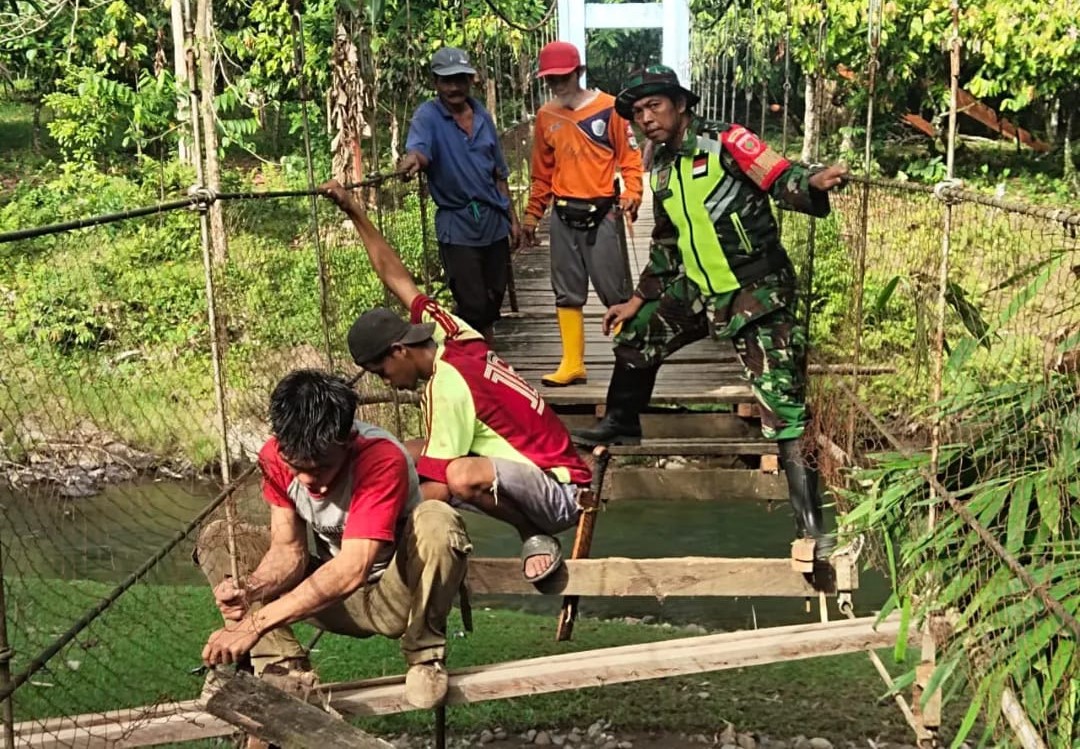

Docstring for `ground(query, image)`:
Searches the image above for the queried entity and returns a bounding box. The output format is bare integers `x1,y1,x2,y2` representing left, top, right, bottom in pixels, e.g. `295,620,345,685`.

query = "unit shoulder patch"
720,124,791,191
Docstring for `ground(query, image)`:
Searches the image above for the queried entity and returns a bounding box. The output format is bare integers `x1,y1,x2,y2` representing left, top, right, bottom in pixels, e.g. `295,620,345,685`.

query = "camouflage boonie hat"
615,65,700,120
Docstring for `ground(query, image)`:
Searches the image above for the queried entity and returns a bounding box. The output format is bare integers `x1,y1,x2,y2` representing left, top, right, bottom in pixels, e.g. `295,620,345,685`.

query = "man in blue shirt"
400,47,521,347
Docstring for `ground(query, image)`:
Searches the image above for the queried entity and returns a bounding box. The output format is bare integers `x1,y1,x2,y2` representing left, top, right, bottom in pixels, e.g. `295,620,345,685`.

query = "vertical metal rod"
800,0,827,377
418,174,433,292
760,79,767,136
745,1,754,123
0,538,16,749
188,0,238,579
847,0,881,457
292,8,336,371
777,0,792,238
729,0,739,122
434,706,447,749
930,0,961,530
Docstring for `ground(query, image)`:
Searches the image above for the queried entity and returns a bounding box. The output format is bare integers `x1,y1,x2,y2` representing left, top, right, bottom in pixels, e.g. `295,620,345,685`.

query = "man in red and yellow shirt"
522,41,644,388
322,180,591,585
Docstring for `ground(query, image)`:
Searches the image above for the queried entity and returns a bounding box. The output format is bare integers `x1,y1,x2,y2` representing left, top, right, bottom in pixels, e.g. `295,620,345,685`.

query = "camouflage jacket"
634,117,830,331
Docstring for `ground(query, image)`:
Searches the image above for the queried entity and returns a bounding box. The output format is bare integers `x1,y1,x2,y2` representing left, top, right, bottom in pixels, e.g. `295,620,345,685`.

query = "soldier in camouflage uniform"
573,66,849,559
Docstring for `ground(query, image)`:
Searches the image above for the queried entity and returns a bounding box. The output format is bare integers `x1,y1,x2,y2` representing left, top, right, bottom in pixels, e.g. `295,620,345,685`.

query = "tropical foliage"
843,266,1080,745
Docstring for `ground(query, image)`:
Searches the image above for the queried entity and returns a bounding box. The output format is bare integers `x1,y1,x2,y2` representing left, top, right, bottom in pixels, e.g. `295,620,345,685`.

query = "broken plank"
205,670,393,749
465,556,854,597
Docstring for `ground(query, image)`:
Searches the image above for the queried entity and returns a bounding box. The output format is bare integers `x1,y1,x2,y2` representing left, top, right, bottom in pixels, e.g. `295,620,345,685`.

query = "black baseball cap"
430,47,477,77
347,308,435,367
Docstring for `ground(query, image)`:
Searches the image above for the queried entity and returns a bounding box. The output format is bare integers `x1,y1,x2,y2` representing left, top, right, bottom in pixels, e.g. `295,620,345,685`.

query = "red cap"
537,41,582,77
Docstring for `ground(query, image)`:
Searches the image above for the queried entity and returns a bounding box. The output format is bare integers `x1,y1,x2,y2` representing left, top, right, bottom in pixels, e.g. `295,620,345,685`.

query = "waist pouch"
729,244,793,287
554,196,616,245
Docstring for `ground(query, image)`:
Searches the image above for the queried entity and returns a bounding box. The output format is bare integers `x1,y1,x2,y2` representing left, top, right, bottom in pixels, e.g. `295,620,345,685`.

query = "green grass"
5,578,973,743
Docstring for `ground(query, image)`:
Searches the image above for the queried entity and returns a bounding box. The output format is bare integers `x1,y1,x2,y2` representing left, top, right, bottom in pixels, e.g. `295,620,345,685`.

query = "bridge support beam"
556,0,691,86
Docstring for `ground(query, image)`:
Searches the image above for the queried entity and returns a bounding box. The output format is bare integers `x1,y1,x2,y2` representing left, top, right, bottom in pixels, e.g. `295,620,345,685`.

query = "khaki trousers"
195,500,472,671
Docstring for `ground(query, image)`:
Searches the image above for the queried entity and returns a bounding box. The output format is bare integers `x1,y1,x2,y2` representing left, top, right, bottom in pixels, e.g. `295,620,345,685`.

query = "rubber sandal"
520,534,563,584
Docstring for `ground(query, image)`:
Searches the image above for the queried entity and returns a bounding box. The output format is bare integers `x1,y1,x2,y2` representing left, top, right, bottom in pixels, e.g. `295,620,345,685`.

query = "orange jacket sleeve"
612,113,643,201
525,111,555,224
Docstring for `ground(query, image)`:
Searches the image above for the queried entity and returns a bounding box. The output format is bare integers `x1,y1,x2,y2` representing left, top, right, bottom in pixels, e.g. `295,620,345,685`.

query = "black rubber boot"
573,364,659,446
778,437,836,561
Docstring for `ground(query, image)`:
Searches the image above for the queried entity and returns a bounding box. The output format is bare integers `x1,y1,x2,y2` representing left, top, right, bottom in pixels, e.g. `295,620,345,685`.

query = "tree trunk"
486,72,497,128
170,0,190,164
31,101,42,153
330,16,366,183
195,0,228,263
1046,97,1059,148
390,109,400,165
801,74,820,162
839,107,857,157
1064,107,1076,184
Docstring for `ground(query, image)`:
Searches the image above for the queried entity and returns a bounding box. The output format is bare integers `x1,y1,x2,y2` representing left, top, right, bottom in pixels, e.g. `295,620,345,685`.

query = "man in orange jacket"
522,41,644,387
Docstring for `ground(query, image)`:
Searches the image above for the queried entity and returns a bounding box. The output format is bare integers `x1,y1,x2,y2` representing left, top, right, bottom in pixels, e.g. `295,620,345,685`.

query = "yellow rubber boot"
541,307,588,387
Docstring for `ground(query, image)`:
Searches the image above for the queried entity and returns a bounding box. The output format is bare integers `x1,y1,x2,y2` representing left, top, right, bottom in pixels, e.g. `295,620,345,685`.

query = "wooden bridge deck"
498,191,755,410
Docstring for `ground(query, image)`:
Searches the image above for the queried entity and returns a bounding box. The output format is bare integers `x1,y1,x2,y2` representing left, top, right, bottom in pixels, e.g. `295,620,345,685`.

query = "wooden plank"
901,113,936,138
329,614,904,717
543,384,756,406
13,613,896,749
608,467,788,501
558,412,757,439
955,89,1051,152
606,438,777,457
466,556,851,597
14,704,233,749
204,671,393,749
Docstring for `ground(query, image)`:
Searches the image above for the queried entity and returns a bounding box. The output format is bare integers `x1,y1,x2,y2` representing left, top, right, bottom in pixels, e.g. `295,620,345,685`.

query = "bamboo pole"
188,0,238,580
0,538,15,749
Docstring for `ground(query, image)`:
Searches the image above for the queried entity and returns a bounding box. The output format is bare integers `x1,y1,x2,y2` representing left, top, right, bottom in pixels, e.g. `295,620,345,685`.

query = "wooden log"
608,467,788,502
204,671,392,749
466,556,855,597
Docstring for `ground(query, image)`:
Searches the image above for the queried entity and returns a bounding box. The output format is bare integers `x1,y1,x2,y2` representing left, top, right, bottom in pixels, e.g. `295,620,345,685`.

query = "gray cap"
431,47,476,77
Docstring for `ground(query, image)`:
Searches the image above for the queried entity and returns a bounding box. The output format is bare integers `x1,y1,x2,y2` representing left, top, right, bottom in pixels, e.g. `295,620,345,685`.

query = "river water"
0,478,888,630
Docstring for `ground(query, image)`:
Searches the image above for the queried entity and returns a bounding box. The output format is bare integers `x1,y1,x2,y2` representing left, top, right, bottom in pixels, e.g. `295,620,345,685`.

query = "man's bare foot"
520,535,563,583
524,553,554,580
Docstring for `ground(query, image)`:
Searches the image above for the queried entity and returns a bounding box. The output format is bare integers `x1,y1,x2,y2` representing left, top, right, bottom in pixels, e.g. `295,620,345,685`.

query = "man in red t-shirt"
196,369,470,710
321,180,590,585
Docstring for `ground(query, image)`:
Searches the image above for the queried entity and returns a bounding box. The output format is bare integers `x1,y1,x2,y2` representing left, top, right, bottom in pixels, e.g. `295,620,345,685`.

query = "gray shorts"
549,208,631,309
450,457,582,535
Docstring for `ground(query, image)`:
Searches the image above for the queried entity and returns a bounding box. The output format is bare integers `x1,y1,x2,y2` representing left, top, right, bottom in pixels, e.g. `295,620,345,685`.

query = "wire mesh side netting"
811,177,1080,743
0,21,555,745
0,170,442,745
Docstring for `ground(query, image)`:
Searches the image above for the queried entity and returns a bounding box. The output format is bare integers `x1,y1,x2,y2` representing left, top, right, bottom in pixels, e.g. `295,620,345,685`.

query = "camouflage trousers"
614,267,808,441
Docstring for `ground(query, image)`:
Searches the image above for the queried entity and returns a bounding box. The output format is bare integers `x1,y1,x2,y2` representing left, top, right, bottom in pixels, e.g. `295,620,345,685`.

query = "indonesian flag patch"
692,153,709,178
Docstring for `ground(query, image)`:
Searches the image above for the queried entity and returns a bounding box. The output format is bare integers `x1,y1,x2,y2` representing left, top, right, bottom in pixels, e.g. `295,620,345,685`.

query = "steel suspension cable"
0,174,406,245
